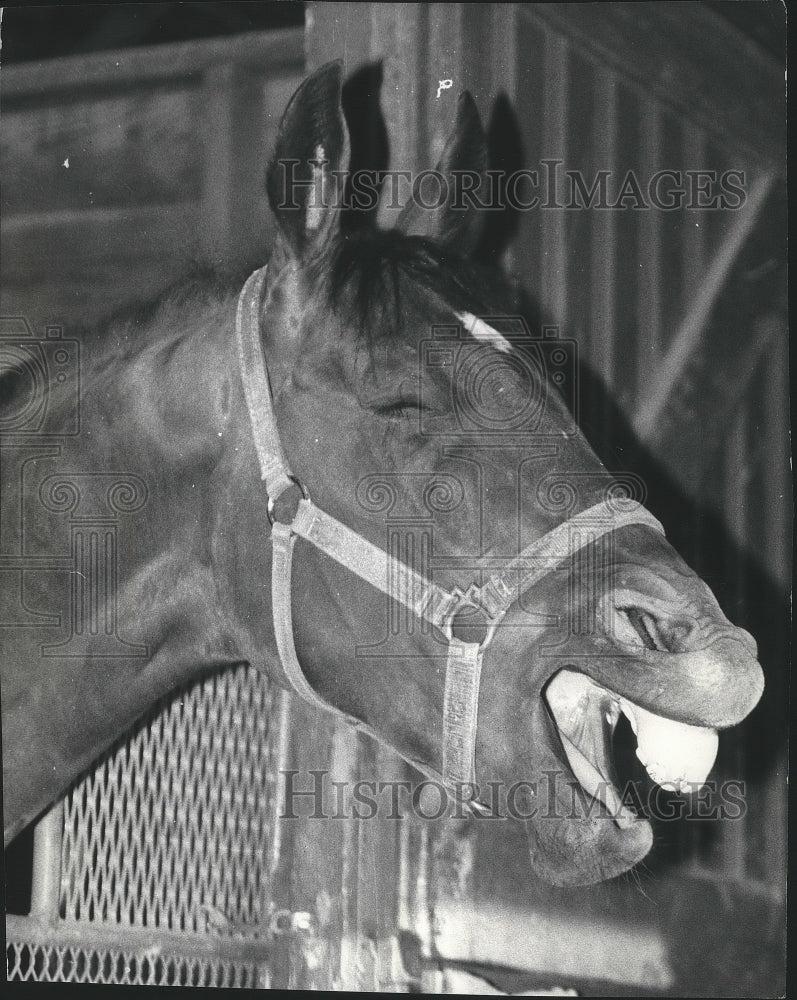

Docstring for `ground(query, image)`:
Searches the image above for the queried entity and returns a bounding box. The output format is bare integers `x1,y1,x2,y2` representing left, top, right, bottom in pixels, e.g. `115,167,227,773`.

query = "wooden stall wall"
306,3,787,996
1,29,304,333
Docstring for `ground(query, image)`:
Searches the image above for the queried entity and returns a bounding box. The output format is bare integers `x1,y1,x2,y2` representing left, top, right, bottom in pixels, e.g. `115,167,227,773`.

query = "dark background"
0,0,784,64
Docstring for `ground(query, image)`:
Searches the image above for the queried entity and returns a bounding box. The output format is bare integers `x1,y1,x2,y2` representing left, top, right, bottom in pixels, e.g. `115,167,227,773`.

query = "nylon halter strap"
236,266,666,795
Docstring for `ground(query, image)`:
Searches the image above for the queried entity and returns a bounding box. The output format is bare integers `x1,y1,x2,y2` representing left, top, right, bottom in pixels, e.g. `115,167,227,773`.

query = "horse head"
228,63,764,886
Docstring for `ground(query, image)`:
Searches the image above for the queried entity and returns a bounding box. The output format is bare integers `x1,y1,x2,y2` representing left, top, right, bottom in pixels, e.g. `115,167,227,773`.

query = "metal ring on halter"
441,596,503,652
267,476,310,527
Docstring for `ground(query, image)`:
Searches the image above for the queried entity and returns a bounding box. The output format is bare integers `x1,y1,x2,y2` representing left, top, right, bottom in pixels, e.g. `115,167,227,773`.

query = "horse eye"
374,398,422,418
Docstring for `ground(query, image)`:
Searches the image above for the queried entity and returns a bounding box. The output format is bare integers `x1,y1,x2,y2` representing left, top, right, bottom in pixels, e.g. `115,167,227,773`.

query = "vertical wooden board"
561,45,596,360
633,92,664,413
486,4,521,277
756,327,789,901
512,11,546,303
375,3,427,224
586,66,619,408
275,698,347,991
608,79,641,418
538,28,569,328
743,350,788,890
306,2,373,77
657,109,690,357
238,71,305,264
698,138,740,268
425,5,466,165
197,66,302,268
679,122,709,312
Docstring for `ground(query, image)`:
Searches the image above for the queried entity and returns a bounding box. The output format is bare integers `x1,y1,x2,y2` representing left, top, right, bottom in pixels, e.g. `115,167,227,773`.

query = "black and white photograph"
0,2,788,995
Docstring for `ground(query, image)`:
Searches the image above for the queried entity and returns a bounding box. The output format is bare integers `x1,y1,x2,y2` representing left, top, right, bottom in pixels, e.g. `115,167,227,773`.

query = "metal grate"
8,663,282,984
6,939,269,987
59,664,277,934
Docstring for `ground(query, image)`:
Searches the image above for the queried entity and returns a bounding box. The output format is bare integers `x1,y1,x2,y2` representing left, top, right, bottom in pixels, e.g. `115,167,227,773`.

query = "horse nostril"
612,604,696,654
613,607,669,652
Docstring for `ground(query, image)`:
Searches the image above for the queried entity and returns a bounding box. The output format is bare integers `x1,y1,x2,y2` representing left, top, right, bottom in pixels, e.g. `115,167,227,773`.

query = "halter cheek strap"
235,266,666,794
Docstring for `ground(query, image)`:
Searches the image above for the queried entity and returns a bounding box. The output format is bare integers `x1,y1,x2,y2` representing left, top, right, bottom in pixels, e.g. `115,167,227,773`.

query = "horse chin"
526,811,654,887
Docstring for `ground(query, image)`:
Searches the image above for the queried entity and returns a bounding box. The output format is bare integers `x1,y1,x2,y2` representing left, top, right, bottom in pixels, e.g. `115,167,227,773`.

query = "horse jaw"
475,537,764,887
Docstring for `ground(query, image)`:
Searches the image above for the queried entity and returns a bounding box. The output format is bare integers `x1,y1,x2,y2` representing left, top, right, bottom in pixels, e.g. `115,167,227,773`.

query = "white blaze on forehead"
457,312,512,354
307,143,326,231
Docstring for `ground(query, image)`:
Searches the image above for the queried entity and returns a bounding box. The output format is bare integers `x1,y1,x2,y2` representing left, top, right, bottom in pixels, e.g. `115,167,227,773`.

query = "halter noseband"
235,266,665,799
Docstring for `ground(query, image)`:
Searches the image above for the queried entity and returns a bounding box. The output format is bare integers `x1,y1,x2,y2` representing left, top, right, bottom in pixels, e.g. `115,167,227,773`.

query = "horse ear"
267,61,350,258
396,92,487,255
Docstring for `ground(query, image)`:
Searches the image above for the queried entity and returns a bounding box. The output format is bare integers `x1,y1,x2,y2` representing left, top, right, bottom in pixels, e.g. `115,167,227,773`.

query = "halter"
235,266,665,798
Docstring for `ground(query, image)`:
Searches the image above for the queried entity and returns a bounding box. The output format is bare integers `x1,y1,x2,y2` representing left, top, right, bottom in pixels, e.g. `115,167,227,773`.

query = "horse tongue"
558,731,637,830
546,671,636,828
619,699,718,791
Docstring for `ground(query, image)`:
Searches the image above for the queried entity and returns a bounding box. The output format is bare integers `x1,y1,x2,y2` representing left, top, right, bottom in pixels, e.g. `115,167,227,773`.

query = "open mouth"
544,668,719,828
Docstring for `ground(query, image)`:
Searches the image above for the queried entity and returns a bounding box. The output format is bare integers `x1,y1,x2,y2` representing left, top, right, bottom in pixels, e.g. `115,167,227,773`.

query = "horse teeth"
623,698,719,788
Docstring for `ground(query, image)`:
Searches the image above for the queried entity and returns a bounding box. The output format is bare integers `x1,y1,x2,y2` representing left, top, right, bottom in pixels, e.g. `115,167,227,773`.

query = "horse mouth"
544,668,719,828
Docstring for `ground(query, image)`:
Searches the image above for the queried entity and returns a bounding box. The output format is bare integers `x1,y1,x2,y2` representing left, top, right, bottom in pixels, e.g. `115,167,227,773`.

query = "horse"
1,62,763,888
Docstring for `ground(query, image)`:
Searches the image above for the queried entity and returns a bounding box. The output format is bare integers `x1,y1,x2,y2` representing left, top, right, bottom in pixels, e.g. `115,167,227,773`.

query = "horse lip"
543,670,638,829
579,635,764,729
728,626,758,659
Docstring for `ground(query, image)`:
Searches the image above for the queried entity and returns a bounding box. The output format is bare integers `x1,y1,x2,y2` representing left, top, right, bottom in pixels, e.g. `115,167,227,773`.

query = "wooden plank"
0,28,305,99
539,29,569,327
29,803,65,924
680,123,708,306
589,70,618,391
631,172,775,445
761,321,791,592
2,204,199,281
523,2,784,169
199,64,237,261
306,2,373,76
373,3,427,224
434,899,673,989
719,409,749,879
1,86,202,214
488,3,520,276
427,4,467,165
634,95,663,408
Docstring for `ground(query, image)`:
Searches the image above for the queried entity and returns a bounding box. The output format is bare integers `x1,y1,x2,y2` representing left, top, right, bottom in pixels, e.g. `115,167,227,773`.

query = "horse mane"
84,235,504,355
320,229,508,343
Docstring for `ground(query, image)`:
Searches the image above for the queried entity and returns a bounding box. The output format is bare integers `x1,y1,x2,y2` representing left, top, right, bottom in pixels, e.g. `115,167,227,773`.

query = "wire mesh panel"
7,664,283,986
7,939,269,987
60,666,276,933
